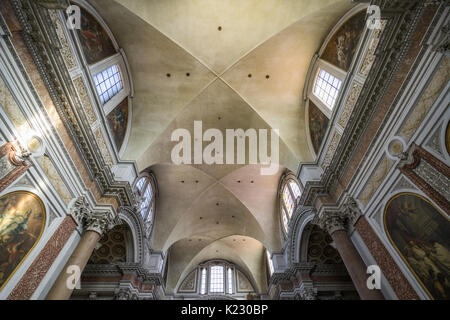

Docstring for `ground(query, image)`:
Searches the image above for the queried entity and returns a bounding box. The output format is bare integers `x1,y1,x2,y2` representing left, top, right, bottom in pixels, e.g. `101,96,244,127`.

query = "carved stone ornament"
343,197,362,226
114,288,138,300
35,0,68,10
70,196,121,235
317,212,346,236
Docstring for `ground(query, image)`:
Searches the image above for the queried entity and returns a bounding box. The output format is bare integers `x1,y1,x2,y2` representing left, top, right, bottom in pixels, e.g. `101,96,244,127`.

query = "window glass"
93,64,123,105
313,69,342,109
227,268,233,294
266,251,274,275
283,185,294,218
289,180,301,199
200,268,207,294
209,266,224,293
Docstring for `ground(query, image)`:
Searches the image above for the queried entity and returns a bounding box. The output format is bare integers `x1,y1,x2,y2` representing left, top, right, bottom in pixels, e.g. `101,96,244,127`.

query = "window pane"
93,64,123,105
282,208,288,234
283,185,294,218
266,251,274,275
136,178,146,192
313,68,342,109
289,181,301,199
227,268,233,294
200,268,207,294
209,266,224,293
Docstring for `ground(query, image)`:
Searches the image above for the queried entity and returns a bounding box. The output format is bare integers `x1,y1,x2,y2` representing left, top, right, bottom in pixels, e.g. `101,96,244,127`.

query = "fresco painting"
107,98,129,151
0,191,45,289
76,5,116,65
384,193,450,299
309,101,329,155
321,11,366,71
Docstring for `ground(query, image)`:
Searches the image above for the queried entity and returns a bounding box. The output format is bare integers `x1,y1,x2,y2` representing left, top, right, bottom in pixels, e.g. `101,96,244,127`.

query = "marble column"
46,198,118,300
319,213,384,300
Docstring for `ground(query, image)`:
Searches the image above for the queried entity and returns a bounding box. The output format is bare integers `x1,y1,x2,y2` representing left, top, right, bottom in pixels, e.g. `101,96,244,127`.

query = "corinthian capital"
85,210,121,236
69,196,120,235
317,212,346,236
69,196,92,226
344,197,362,226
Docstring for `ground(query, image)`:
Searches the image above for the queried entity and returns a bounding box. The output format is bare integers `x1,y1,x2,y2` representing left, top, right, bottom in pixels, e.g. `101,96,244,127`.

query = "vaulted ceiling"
90,0,356,293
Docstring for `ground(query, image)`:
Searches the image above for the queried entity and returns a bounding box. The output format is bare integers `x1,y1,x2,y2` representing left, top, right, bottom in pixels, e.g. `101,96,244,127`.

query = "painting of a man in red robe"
0,191,45,289
385,193,450,300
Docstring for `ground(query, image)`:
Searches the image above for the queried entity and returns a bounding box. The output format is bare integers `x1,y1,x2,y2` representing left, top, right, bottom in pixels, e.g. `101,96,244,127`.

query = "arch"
176,259,256,297
304,4,369,159
286,206,316,265
0,191,46,290
383,192,450,300
117,206,146,264
278,171,302,241
71,0,134,158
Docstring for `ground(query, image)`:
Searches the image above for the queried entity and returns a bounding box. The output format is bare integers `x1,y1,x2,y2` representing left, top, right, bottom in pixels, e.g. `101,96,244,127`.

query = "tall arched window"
279,175,302,236
133,173,157,231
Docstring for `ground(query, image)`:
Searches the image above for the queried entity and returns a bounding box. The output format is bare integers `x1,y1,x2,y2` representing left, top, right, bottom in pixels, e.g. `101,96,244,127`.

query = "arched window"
279,175,302,236
178,260,255,298
67,1,132,156
266,250,274,276
133,174,156,229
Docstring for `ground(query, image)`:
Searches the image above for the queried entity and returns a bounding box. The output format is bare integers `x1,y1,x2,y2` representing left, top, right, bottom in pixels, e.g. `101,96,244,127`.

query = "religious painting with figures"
309,101,329,155
75,5,116,65
321,11,366,71
384,193,450,299
0,191,45,289
107,98,129,152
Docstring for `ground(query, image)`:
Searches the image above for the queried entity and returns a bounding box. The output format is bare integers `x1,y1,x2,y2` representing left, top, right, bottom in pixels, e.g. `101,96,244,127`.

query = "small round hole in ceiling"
266,75,270,79
186,73,190,77
248,74,252,78
166,73,171,78
218,26,222,31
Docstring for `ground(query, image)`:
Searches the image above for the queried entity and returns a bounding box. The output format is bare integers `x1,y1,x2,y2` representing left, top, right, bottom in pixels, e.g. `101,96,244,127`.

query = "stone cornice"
8,0,136,207
70,196,121,235
83,263,163,286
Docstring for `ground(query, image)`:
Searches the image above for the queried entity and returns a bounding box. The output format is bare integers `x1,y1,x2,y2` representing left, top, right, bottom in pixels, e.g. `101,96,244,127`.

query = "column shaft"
332,230,384,300
46,231,101,300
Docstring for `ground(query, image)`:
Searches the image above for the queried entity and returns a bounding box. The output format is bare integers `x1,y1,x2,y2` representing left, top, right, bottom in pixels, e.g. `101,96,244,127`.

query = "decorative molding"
301,1,440,211
8,0,136,207
399,144,450,214
69,195,121,235
0,142,31,193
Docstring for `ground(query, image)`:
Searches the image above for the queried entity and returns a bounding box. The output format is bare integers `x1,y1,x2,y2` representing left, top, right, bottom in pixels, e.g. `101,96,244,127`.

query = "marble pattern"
400,57,450,141
359,20,387,77
37,155,73,205
48,10,77,70
7,216,77,300
357,155,394,206
338,83,362,129
414,158,450,200
93,128,114,166
73,76,97,125
321,131,342,169
356,216,419,300
0,76,29,130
